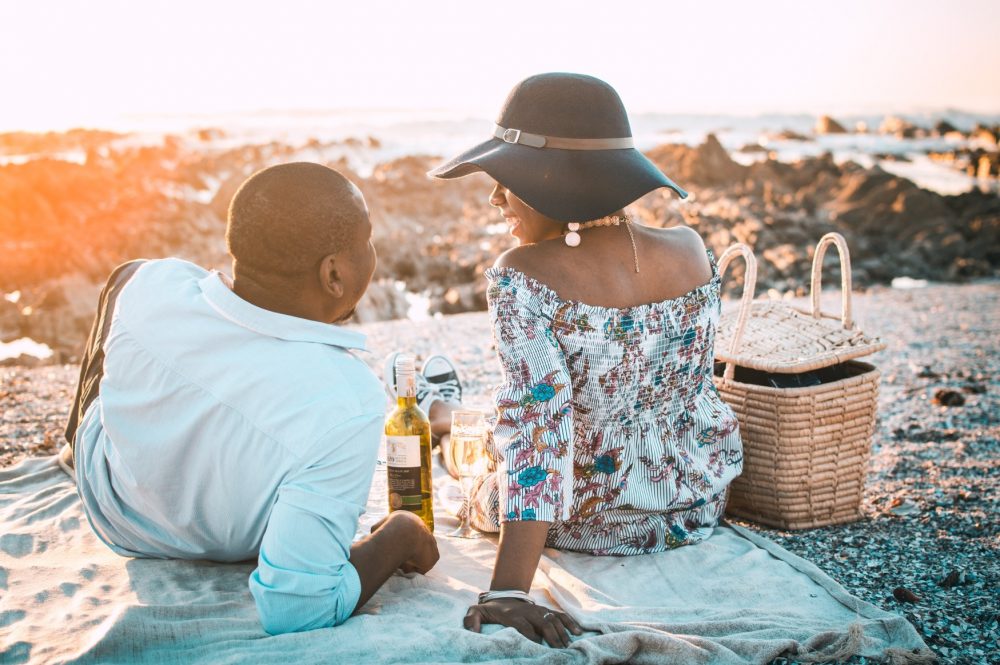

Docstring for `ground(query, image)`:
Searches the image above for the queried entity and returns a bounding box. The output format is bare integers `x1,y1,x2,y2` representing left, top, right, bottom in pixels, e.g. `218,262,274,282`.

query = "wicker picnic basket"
713,233,886,530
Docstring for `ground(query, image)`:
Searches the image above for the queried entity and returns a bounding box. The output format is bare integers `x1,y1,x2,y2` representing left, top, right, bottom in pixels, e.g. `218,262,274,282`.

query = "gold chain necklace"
564,215,640,273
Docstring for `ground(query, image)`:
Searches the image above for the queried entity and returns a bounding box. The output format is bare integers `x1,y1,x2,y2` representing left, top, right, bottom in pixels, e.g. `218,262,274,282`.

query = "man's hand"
369,511,439,574
464,598,583,648
351,510,439,613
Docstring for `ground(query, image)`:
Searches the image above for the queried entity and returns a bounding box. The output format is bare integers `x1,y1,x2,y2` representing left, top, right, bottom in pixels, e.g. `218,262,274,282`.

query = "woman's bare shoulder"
658,224,706,250
492,243,552,274
647,225,712,279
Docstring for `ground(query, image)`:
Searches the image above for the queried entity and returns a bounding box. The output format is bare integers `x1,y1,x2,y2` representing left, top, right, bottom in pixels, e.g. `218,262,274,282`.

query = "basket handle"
810,232,853,329
716,243,757,381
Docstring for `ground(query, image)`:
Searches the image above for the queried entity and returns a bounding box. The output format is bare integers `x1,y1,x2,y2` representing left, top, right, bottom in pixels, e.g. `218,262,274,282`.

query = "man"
61,162,439,634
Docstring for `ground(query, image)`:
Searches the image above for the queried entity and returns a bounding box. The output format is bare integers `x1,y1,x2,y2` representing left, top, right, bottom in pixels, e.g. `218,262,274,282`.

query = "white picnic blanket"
0,456,929,664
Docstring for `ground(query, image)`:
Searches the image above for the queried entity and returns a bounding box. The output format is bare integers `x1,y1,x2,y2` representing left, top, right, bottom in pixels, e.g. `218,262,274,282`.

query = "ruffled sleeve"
485,268,574,524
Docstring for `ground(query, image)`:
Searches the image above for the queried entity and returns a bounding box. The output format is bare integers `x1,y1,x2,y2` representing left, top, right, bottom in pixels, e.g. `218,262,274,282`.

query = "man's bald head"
226,162,369,282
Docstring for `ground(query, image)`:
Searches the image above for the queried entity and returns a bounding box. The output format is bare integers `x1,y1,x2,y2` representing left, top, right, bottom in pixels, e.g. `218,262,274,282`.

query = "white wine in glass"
449,410,488,539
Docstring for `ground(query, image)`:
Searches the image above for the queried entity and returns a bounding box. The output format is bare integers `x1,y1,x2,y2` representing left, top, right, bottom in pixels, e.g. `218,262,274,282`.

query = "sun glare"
0,0,998,132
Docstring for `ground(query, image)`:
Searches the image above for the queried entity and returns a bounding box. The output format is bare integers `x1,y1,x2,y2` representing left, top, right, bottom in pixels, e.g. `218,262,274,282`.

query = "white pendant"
565,232,581,247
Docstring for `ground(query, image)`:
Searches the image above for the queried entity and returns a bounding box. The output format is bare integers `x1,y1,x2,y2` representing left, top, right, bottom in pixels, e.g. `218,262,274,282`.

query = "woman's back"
482,228,742,554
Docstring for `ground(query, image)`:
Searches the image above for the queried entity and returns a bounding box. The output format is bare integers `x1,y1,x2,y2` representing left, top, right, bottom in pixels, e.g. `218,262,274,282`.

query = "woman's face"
489,182,563,246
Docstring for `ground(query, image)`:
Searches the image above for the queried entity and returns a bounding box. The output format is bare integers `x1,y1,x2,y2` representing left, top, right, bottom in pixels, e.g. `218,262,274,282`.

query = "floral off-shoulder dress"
468,251,743,555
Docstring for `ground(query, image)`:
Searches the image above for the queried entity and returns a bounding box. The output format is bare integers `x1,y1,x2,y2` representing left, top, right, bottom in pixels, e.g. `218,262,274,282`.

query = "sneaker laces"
413,372,432,398
434,377,462,404
414,373,437,411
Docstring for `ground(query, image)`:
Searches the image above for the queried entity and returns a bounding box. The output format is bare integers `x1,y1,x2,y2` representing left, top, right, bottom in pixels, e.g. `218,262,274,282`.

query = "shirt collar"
198,272,368,351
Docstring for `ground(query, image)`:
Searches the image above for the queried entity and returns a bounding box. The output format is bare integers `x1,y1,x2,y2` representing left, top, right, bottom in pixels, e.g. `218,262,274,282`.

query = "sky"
1,0,999,131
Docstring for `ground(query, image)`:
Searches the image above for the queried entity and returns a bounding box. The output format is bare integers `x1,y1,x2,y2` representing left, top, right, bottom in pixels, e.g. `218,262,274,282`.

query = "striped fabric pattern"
470,251,744,555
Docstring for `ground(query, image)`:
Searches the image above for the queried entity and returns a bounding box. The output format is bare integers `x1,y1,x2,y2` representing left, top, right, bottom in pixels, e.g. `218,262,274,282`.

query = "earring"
565,223,581,247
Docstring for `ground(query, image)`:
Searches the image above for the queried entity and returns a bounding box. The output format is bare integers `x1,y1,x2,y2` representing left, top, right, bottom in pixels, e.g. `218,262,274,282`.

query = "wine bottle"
384,354,434,531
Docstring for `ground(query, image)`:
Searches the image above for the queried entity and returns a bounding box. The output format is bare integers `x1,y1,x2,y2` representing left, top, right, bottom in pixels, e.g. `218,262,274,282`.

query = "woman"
429,73,743,648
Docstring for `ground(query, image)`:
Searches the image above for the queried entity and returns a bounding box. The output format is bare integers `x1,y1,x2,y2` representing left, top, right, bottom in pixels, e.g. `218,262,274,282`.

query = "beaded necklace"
564,215,640,273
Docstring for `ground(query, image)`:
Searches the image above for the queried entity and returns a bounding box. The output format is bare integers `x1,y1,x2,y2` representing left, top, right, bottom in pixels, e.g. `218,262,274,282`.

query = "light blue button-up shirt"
73,258,387,634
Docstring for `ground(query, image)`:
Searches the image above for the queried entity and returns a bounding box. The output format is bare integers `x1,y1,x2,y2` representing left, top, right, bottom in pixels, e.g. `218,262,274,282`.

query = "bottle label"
386,435,422,511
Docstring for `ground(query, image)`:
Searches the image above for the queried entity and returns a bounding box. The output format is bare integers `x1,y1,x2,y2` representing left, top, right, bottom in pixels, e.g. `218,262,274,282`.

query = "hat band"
493,125,634,150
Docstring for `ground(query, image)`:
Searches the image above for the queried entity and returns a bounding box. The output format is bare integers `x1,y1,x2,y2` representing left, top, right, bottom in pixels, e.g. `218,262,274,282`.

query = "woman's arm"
490,520,550,591
463,269,582,647
464,521,582,647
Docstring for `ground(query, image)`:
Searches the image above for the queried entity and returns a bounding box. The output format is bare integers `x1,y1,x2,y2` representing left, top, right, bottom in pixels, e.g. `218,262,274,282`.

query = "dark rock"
195,127,225,142
970,125,999,145
949,257,995,280
0,353,45,367
939,570,969,588
431,281,488,316
872,152,912,162
933,120,959,135
645,134,748,187
775,129,809,141
816,115,848,135
893,587,921,603
932,389,966,407
880,116,923,138
209,172,251,221
0,297,23,340
352,279,410,324
18,276,102,360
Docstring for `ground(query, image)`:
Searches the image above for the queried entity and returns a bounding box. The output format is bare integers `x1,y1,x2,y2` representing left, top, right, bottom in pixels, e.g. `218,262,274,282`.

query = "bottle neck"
396,370,417,408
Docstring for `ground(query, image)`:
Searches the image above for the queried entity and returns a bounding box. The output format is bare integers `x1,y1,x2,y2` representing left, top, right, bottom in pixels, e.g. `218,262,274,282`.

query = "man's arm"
248,413,436,634
350,510,439,610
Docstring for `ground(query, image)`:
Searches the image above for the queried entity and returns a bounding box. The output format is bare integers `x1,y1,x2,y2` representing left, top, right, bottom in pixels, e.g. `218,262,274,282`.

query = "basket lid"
715,301,885,373
713,234,886,375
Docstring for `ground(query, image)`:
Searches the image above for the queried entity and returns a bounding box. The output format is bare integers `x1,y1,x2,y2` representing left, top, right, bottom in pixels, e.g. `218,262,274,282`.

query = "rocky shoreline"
2,125,999,363
1,282,997,664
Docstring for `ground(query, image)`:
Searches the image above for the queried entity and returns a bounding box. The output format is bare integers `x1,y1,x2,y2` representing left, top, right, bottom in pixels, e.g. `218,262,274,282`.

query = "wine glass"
448,410,488,539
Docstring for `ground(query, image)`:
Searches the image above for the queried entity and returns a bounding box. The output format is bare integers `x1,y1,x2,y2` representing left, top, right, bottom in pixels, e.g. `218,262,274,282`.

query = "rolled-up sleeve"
487,270,574,524
249,412,383,634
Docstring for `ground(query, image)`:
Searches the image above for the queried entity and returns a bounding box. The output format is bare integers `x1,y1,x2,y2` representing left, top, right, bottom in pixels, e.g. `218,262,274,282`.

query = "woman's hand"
464,598,583,648
469,521,581,646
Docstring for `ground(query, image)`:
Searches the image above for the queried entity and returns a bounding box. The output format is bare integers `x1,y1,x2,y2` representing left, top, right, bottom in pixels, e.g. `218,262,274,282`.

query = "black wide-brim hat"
428,72,687,222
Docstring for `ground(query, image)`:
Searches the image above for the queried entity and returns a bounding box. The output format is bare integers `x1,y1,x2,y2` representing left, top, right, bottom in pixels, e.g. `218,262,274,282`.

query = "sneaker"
383,351,436,412
422,354,463,405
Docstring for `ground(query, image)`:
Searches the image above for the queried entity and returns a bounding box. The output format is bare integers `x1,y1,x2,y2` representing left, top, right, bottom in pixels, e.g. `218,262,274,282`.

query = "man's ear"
318,254,344,298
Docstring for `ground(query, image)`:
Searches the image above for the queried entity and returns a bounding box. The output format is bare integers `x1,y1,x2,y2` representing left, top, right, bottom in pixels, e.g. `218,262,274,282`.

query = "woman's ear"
318,254,344,299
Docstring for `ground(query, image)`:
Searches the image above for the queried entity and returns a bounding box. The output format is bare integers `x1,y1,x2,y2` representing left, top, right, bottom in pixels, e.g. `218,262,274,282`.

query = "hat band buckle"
502,128,522,144
494,125,634,150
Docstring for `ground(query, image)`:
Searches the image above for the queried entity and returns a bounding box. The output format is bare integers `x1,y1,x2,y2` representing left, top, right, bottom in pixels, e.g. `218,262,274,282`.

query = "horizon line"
3,105,1000,136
